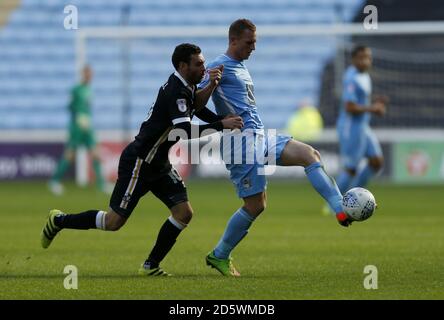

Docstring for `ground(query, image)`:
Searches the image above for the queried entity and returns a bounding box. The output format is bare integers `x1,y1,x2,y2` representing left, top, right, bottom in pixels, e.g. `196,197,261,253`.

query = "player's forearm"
345,102,371,115
173,121,223,139
195,83,217,111
195,107,224,123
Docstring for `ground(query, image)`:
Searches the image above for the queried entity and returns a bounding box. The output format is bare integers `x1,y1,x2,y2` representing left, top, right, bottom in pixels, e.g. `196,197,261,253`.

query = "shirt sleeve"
168,91,191,125
343,78,359,104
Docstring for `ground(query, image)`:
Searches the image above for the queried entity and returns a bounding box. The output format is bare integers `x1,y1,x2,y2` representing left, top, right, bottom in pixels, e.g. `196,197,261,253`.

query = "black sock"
145,219,183,268
54,210,99,230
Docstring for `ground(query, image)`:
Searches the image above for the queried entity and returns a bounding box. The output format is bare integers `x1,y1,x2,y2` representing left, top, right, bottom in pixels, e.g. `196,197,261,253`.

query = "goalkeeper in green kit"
49,65,106,195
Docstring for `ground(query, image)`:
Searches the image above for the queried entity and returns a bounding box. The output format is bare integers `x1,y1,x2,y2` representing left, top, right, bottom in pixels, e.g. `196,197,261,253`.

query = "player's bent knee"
243,192,267,217
311,148,321,162
171,203,193,225
369,157,384,171
178,208,193,225
244,201,266,217
302,146,320,167
105,211,126,231
259,202,267,214
106,221,125,231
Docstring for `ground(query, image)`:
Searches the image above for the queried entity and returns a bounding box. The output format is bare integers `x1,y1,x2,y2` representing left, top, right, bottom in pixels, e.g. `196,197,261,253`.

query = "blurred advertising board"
0,143,70,180
393,141,444,183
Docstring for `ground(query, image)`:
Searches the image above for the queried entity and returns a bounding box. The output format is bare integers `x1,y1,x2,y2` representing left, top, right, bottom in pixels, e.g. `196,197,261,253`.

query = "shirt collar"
223,53,243,63
174,71,194,91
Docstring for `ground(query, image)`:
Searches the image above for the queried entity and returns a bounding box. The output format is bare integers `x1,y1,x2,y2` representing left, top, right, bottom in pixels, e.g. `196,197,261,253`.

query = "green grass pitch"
1,180,443,299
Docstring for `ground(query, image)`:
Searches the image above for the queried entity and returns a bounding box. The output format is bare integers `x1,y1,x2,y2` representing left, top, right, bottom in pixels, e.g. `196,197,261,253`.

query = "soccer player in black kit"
40,43,243,276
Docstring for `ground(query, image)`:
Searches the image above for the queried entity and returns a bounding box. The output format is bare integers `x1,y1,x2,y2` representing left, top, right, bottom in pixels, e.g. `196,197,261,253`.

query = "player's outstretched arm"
194,107,241,125
173,116,243,140
345,101,386,116
195,106,224,123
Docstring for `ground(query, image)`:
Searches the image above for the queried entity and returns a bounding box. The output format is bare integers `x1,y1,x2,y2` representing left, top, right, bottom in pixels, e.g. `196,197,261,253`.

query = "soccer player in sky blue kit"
198,19,353,277
336,45,387,196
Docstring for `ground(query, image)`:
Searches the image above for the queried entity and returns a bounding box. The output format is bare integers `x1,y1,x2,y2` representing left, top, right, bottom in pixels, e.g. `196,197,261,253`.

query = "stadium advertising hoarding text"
0,143,70,180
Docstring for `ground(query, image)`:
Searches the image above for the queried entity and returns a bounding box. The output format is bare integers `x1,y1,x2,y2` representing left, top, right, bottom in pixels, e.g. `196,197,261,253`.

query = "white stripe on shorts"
120,158,143,209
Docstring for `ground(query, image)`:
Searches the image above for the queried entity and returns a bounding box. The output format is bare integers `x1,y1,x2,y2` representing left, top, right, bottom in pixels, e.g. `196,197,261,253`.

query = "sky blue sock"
336,169,353,194
213,208,255,259
305,162,343,214
350,164,376,188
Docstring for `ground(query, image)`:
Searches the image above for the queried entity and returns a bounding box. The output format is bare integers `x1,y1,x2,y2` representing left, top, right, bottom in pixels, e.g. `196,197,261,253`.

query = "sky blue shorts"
221,131,291,198
337,124,382,170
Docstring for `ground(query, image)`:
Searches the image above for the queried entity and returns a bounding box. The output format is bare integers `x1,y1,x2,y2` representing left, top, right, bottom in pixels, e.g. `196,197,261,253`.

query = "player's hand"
76,114,91,131
336,212,353,227
208,65,224,87
371,101,386,116
374,94,389,105
221,115,243,130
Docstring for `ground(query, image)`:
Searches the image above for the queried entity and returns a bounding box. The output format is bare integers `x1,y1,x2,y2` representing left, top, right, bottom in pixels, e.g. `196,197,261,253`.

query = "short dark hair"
172,43,201,70
229,19,256,40
351,45,369,58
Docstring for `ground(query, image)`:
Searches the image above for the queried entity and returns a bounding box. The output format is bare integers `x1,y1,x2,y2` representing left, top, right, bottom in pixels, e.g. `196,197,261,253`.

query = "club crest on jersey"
347,83,355,93
176,99,187,112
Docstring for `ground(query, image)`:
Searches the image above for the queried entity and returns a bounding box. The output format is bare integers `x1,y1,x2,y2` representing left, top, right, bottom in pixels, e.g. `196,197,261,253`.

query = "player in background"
48,65,106,195
285,98,323,142
198,19,352,277
41,43,243,276
335,45,388,195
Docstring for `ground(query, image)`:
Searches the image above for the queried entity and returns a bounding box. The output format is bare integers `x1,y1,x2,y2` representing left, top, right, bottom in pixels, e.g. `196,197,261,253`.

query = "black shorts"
109,145,188,218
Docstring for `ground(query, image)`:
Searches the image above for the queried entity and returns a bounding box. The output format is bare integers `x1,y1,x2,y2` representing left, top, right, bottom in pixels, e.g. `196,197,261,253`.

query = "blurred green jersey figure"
49,65,106,195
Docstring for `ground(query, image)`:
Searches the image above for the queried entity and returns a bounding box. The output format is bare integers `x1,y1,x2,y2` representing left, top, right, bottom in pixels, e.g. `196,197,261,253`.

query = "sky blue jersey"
199,54,264,130
337,65,372,128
